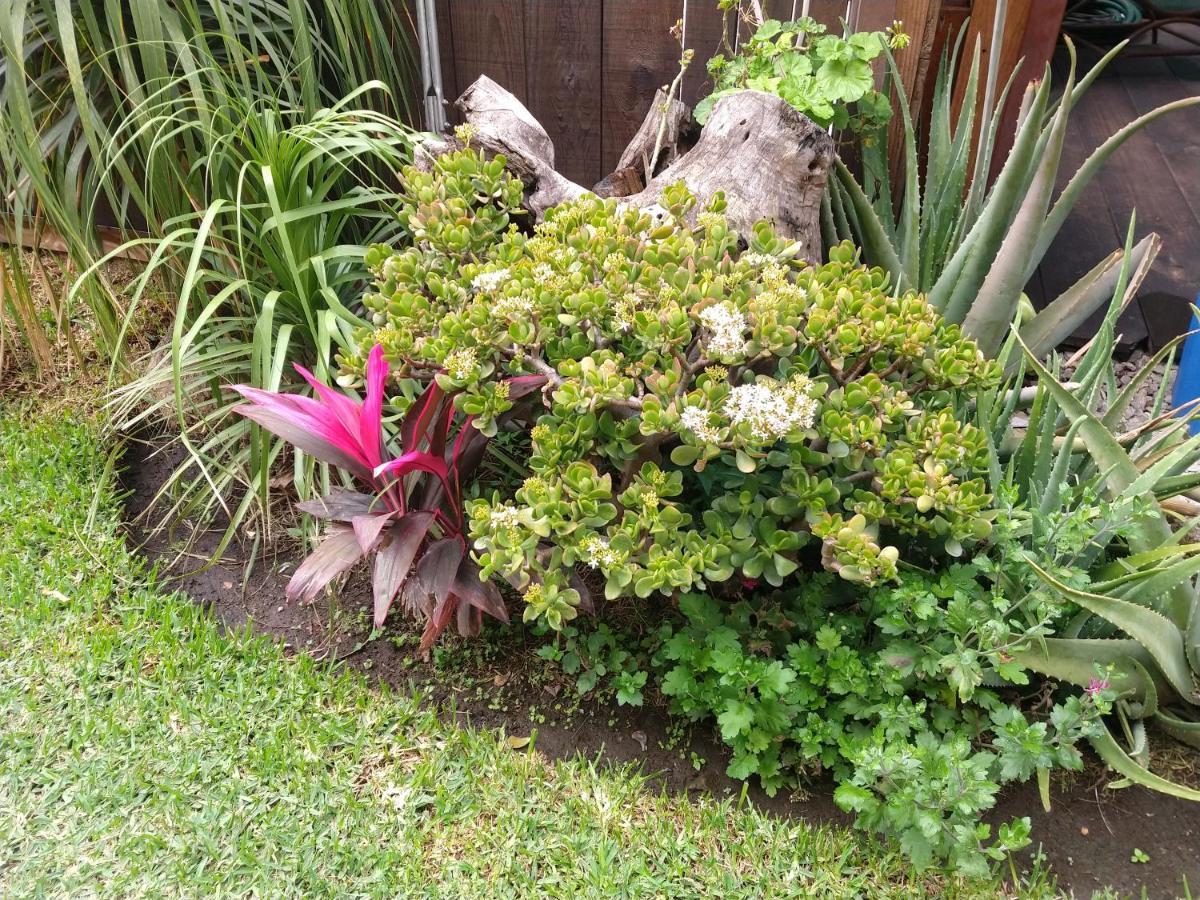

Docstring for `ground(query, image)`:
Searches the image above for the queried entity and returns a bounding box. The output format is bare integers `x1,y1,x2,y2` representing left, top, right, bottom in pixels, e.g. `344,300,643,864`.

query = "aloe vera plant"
976,228,1200,798
829,26,1200,359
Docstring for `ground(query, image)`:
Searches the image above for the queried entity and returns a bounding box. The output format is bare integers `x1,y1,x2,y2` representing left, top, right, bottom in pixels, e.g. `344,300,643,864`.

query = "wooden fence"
431,1,970,186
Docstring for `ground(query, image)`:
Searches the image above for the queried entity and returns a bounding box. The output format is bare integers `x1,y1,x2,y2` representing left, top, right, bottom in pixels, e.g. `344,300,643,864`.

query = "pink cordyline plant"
232,345,544,649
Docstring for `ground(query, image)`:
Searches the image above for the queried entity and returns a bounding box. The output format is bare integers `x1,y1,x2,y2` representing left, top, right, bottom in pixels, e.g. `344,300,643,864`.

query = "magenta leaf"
233,402,371,480
285,526,365,602
294,363,364,446
371,511,434,626
360,345,389,470
373,450,450,485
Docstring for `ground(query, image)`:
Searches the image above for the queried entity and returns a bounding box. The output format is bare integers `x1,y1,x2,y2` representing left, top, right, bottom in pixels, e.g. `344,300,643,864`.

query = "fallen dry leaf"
505,735,531,750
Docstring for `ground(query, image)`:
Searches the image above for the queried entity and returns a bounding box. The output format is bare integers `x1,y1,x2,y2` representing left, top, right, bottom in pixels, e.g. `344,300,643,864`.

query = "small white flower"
699,302,748,359
488,503,523,530
443,348,479,381
740,252,775,268
471,268,510,293
724,376,817,442
581,534,621,569
493,293,535,320
680,405,721,444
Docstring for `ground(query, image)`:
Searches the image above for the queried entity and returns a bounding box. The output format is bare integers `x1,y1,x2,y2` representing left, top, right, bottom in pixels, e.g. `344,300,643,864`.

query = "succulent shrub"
343,145,1001,631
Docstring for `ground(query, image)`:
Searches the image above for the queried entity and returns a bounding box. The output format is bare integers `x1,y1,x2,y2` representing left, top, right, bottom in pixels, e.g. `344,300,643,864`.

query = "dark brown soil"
120,436,1200,899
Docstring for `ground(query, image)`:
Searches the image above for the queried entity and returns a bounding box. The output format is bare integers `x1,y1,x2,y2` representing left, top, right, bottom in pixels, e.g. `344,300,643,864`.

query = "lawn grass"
0,410,1047,898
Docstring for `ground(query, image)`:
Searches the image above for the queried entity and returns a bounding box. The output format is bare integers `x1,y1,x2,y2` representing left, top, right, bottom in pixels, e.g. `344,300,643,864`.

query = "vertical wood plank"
524,0,604,184
434,0,459,106
601,0,682,173
682,1,731,107
447,0,527,104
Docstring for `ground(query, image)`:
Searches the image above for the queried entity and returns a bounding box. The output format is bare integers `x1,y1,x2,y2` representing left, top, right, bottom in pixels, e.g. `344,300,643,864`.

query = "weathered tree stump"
620,91,835,262
434,75,835,261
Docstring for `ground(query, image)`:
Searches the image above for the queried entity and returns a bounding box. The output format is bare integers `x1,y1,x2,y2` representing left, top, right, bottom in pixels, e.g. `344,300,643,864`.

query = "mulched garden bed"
120,434,1200,898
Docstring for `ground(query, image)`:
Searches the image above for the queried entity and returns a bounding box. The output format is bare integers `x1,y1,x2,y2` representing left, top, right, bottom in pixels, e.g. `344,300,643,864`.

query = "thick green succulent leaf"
1011,637,1159,702
1157,709,1200,750
1016,234,1159,368
963,61,1074,356
1033,95,1200,264
1090,723,1200,800
1028,560,1196,702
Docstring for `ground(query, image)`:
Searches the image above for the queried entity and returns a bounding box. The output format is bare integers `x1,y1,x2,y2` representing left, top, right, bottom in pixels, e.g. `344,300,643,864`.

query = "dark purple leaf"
456,602,482,639
352,511,396,553
400,574,432,618
400,382,445,450
420,594,458,651
569,569,596,616
505,374,548,401
449,418,490,488
286,526,365,602
371,512,434,626
296,488,375,522
455,557,509,623
425,398,454,459
416,538,464,609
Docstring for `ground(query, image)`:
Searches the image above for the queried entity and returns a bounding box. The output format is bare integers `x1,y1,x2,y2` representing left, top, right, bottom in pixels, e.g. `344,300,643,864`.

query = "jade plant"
343,145,1001,631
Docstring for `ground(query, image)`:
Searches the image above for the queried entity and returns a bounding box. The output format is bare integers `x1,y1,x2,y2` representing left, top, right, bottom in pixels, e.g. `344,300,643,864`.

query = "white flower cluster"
699,301,748,359
492,293,534,320
696,210,727,231
581,534,621,569
679,405,721,444
471,268,510,293
724,376,818,441
443,347,479,381
740,252,776,268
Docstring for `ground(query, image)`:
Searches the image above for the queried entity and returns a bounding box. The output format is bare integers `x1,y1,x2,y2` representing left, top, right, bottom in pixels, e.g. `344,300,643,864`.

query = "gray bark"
443,76,835,260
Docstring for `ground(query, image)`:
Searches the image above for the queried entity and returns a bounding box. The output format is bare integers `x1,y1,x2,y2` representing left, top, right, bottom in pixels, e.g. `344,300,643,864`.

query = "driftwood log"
430,74,835,262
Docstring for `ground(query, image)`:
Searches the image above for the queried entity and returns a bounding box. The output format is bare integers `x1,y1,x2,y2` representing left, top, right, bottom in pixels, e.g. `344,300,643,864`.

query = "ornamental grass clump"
344,144,1002,630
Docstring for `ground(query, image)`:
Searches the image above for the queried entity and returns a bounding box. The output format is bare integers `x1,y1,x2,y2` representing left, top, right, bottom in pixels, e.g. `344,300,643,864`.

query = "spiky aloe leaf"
1029,560,1196,702
1090,723,1200,800
1103,330,1187,431
1157,709,1200,750
1011,637,1159,702
1033,96,1200,265
931,73,1053,319
962,58,1074,356
834,160,906,287
1016,234,1159,368
1018,336,1193,624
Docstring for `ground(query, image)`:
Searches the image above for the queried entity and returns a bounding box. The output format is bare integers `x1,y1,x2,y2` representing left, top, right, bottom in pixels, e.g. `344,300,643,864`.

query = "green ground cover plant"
0,409,1034,898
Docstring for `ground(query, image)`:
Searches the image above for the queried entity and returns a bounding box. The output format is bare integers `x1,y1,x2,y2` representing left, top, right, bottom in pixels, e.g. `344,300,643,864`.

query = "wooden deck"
1034,35,1200,349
